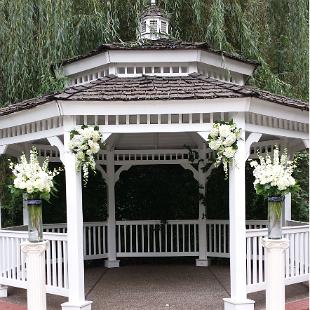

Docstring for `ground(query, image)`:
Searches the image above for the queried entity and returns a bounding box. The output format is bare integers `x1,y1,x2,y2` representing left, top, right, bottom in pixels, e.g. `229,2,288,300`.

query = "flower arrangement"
9,147,60,201
250,146,298,239
69,125,104,184
207,120,241,178
250,147,298,197
9,147,61,242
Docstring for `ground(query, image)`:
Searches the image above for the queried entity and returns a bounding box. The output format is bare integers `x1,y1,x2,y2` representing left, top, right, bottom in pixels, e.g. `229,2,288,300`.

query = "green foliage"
0,0,308,106
0,155,23,227
292,151,309,221
115,165,199,220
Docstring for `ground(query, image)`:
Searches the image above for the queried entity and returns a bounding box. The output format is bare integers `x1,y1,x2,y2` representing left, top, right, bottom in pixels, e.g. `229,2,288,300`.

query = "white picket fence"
0,219,308,297
245,225,309,293
0,230,69,296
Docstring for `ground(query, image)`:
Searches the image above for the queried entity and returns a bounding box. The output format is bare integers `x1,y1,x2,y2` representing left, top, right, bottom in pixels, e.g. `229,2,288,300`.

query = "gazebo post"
283,193,291,226
61,116,92,310
196,145,209,266
105,148,120,268
223,113,254,310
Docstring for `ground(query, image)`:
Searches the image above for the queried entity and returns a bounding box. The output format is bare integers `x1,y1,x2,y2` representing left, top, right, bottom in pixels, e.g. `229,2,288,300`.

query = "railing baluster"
296,233,300,276
252,237,257,285
142,225,145,253
57,240,63,287
290,234,295,277
93,225,97,256
136,225,139,253
130,225,133,253
182,224,185,252
52,240,57,288
258,237,263,282
246,237,251,285
64,240,68,289
170,224,173,252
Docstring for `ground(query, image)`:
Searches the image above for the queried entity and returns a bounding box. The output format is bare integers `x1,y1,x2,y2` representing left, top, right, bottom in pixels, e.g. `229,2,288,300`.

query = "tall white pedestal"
0,285,8,298
262,238,289,310
21,241,48,310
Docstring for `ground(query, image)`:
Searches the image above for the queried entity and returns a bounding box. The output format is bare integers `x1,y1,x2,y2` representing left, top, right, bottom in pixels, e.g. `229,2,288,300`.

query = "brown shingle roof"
0,74,307,117
140,5,168,18
59,39,260,67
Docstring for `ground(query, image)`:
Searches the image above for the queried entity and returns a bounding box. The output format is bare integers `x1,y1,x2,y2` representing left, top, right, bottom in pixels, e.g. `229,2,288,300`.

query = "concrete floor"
2,260,309,310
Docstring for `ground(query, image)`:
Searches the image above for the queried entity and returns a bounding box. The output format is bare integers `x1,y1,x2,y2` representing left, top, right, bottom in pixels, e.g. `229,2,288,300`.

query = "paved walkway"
0,300,26,310
286,298,309,310
0,262,308,310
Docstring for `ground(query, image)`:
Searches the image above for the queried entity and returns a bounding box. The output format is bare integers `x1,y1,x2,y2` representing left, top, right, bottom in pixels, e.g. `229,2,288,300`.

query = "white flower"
219,124,232,138
223,133,236,147
69,126,103,184
209,139,222,151
223,147,236,158
210,126,219,138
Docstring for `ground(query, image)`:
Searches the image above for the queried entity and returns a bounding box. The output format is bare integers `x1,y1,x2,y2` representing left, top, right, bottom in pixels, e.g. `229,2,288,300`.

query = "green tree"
0,0,308,105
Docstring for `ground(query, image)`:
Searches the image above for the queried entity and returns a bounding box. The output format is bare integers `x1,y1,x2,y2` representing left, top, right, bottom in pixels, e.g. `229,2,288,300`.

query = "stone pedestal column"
262,238,289,310
0,285,8,298
21,241,48,310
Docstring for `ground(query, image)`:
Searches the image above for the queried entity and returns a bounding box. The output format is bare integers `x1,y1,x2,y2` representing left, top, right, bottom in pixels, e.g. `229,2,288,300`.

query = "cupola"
139,0,170,40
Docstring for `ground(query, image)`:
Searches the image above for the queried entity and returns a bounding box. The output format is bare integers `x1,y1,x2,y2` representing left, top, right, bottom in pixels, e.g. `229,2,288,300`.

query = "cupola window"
161,21,167,33
142,21,146,33
150,20,157,33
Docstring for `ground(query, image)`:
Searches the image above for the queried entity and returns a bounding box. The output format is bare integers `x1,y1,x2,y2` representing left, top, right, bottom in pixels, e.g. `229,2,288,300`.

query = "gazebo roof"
59,39,260,67
0,73,307,117
139,4,169,19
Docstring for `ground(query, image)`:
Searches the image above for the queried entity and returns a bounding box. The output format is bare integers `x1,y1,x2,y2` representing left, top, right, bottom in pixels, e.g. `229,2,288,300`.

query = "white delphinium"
69,125,104,185
250,147,297,197
9,147,60,201
207,121,241,178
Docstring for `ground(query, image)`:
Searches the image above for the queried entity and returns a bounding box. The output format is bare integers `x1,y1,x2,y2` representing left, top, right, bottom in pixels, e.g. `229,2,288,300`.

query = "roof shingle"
0,74,307,117
59,39,260,67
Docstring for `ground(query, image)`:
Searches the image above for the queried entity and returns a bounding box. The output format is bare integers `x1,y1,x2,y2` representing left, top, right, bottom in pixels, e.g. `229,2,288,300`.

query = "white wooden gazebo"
0,2,309,310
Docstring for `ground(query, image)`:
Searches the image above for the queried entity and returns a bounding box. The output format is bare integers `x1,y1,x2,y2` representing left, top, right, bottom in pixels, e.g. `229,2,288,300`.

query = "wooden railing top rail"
0,229,67,240
246,225,309,237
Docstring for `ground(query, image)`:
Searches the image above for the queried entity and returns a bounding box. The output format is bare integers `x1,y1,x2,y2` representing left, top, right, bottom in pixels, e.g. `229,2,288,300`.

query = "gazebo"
0,2,309,310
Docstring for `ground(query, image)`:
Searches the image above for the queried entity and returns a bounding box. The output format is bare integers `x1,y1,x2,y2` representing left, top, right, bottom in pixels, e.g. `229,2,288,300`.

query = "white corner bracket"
245,133,262,159
197,131,210,143
0,145,8,155
47,136,65,163
303,139,309,149
101,133,112,143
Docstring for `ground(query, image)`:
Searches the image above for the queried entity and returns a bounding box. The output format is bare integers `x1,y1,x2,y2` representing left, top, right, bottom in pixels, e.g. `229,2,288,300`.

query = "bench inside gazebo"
0,2,309,309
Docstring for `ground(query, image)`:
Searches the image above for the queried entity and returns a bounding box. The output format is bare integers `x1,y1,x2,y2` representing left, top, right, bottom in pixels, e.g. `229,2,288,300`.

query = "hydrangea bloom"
69,125,104,184
250,147,297,197
9,147,60,201
207,121,241,178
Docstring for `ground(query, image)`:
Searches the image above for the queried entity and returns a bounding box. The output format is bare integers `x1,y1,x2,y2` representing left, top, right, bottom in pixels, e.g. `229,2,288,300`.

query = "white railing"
43,220,268,260
1,220,308,296
116,220,199,257
246,225,309,293
0,230,69,296
44,222,108,260
83,222,108,260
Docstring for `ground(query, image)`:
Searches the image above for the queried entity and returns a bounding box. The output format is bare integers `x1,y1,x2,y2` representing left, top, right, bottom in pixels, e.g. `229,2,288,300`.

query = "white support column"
23,193,29,226
21,241,48,310
262,239,289,310
224,113,254,310
0,197,8,297
61,116,92,310
196,146,209,267
282,193,291,226
105,149,119,268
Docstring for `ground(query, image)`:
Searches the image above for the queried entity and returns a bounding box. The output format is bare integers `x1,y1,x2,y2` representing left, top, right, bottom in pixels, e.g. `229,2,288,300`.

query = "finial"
151,0,156,6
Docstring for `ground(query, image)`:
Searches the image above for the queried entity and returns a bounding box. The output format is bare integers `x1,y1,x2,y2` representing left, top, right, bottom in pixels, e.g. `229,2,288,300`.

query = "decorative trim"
21,241,49,255
261,238,289,250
